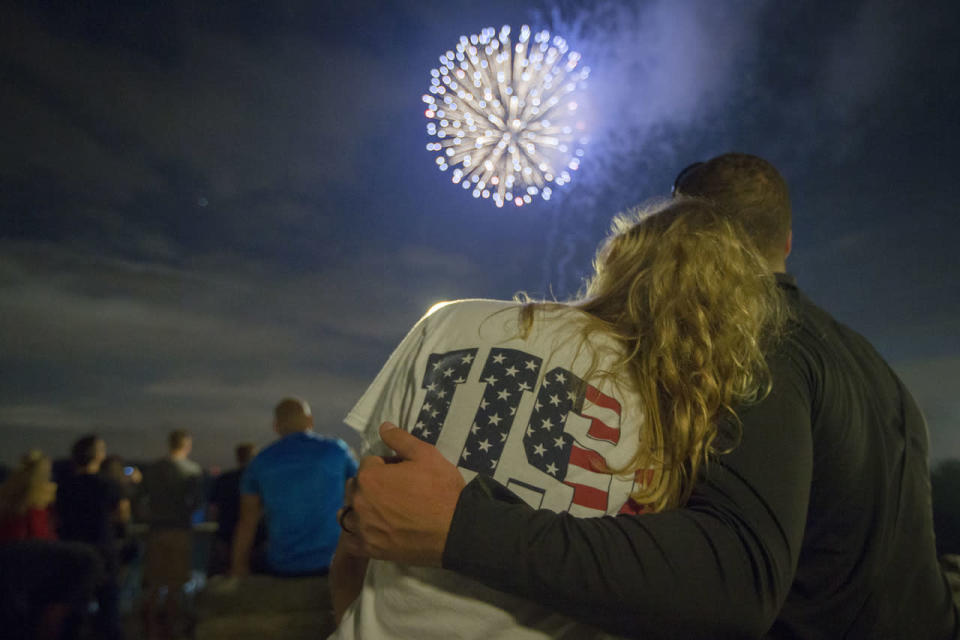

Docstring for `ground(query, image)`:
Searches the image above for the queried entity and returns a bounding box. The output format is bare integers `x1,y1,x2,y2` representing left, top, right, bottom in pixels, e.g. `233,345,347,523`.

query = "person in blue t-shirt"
230,397,357,577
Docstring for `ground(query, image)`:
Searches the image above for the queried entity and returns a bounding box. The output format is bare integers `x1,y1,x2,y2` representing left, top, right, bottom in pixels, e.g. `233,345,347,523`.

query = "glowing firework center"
423,25,589,208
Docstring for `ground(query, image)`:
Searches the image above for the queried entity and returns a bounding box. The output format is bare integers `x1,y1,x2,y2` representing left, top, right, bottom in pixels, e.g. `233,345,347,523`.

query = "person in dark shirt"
51,457,74,488
139,429,203,640
337,153,959,638
56,434,129,640
206,442,263,575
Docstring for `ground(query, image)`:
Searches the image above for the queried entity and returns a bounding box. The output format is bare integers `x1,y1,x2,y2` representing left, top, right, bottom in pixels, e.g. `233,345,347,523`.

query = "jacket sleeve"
442,344,814,639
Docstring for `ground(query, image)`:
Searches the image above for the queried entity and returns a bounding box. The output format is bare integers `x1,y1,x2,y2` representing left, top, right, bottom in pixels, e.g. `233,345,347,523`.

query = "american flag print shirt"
338,299,642,640
346,299,648,523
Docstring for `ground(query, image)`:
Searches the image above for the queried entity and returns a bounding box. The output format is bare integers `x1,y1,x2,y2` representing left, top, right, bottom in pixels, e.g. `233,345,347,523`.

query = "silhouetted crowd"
0,397,356,640
3,406,960,640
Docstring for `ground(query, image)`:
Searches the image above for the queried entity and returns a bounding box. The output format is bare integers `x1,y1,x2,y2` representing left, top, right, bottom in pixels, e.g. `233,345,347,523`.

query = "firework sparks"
423,25,590,208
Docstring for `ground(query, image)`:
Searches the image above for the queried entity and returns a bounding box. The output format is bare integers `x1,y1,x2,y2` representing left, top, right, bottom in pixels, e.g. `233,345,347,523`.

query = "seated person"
231,398,357,577
207,442,264,575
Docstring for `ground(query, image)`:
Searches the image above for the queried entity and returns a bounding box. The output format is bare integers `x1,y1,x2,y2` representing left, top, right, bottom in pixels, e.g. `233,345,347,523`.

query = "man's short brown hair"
71,434,103,468
673,153,791,263
234,442,256,466
168,429,191,451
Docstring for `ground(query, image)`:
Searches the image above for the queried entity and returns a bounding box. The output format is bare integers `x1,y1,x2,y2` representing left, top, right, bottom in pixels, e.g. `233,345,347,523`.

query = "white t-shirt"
334,300,647,639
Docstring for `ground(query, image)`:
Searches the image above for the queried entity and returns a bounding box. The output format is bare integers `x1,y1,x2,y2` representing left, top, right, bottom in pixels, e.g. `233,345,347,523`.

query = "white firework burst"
423,25,590,208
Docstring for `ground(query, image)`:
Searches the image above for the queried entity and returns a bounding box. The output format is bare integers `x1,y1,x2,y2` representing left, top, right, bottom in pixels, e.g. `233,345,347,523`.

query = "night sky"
2,0,957,469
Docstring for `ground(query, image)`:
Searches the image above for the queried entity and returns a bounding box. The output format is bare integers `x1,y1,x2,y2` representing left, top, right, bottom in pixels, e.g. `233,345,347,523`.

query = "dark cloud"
1,3,409,261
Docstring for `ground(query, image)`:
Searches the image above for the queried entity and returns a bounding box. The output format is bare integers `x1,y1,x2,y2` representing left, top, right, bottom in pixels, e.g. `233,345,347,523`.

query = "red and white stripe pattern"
563,384,623,516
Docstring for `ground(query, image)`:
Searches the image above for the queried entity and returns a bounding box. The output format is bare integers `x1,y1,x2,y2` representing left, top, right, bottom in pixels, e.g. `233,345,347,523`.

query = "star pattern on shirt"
459,348,542,475
523,366,585,480
412,348,478,445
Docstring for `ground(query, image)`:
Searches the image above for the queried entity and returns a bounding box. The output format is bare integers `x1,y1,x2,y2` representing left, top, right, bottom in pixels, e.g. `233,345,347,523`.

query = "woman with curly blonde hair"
331,196,787,639
0,450,57,541
0,450,102,640
522,196,788,512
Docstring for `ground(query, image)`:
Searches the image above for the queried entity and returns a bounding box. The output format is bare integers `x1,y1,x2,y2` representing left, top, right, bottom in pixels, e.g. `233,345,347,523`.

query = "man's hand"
338,422,465,567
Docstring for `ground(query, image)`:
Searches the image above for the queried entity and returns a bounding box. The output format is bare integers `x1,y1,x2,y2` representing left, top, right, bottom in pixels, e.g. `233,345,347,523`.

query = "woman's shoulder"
428,298,517,314
428,299,586,318
417,298,520,326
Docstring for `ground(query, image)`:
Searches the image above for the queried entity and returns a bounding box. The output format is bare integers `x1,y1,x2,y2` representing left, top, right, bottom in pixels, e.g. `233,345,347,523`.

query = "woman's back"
338,299,646,638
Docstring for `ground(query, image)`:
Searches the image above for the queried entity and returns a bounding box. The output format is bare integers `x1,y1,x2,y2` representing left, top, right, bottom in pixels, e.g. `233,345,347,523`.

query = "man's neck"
169,450,188,461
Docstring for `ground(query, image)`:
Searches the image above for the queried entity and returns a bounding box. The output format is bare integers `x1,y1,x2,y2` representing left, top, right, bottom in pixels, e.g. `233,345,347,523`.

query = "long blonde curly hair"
521,197,787,511
0,450,56,520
